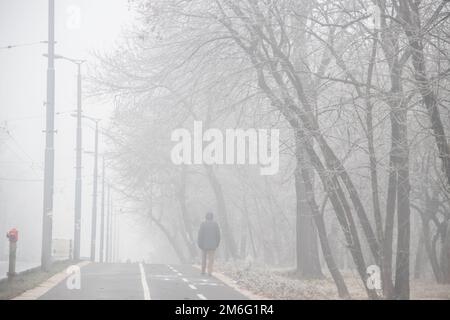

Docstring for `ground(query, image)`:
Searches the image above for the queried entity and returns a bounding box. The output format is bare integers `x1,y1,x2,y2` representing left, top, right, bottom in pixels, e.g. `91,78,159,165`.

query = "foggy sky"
0,0,151,262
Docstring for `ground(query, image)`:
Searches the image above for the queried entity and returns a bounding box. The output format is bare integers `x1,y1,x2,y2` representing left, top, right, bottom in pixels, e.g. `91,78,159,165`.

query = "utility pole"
106,184,111,263
73,62,83,261
114,211,120,262
41,0,55,271
99,156,105,263
112,210,117,263
48,55,85,261
44,54,85,261
109,191,113,262
89,120,99,261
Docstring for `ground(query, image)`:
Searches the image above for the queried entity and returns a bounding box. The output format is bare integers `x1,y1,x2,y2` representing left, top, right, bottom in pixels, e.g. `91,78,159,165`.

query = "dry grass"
217,262,450,300
0,260,72,300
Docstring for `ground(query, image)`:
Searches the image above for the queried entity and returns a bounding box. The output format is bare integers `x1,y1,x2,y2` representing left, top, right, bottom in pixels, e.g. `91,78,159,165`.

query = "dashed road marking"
198,282,222,286
188,284,197,290
197,293,207,300
182,278,188,282
139,263,151,300
153,275,177,279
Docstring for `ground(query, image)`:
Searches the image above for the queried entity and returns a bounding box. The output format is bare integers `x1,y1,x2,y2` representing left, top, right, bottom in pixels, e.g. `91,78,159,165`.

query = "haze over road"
40,263,248,300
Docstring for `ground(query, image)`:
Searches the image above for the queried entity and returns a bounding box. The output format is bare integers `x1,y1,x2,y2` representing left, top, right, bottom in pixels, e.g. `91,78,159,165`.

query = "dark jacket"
197,220,221,250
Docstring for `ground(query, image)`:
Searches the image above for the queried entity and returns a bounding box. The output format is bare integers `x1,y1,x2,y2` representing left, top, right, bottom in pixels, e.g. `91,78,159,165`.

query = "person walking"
197,212,221,275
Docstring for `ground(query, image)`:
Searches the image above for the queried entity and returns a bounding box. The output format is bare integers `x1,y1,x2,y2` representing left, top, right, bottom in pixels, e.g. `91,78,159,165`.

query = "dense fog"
1,0,449,300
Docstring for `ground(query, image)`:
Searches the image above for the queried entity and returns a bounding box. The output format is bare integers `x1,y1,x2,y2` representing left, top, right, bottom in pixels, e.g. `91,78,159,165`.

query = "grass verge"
0,260,73,300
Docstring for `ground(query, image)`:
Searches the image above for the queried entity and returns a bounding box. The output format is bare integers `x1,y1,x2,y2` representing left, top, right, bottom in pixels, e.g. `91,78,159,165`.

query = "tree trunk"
296,133,349,298
150,213,187,264
242,196,258,258
383,157,396,298
394,109,411,299
414,233,425,279
205,165,239,259
177,166,197,259
399,0,450,188
440,221,450,283
421,215,442,283
295,133,323,279
296,126,377,298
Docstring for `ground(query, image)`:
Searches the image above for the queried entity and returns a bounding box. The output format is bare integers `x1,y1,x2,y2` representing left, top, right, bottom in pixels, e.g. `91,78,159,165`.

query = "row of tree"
90,0,450,299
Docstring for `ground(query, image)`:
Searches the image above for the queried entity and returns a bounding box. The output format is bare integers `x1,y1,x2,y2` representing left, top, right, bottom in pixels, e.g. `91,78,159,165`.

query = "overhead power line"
0,177,43,182
0,41,47,50
1,110,73,123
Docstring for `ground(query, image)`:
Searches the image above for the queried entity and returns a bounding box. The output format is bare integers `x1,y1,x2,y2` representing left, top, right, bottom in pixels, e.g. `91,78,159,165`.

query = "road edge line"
139,263,151,300
197,293,207,300
12,261,90,300
192,264,268,300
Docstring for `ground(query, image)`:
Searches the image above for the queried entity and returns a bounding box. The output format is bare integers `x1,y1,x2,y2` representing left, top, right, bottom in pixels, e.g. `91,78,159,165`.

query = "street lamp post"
100,156,106,263
106,184,115,263
90,120,99,261
41,0,55,272
73,61,83,261
52,55,85,261
106,184,111,263
82,116,101,262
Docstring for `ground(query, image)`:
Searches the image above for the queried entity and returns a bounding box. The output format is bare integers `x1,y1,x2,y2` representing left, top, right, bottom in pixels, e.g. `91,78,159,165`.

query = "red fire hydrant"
6,228,18,278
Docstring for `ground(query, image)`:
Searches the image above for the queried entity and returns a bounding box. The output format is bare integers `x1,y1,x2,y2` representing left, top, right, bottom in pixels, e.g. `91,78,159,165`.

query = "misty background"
0,0,159,266
0,0,449,300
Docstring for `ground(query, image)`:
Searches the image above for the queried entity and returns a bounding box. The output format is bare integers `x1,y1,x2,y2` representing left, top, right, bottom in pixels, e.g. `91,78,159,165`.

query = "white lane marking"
188,284,197,290
139,263,151,300
153,274,177,278
198,282,223,286
177,272,182,276
182,278,188,282
197,293,207,300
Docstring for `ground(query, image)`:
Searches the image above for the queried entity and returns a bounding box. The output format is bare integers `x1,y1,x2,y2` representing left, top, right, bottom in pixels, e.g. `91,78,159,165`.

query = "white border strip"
192,264,267,300
139,263,151,300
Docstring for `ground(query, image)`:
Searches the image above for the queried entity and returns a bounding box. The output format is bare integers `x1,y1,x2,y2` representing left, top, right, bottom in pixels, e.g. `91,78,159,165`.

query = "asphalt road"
39,263,248,300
